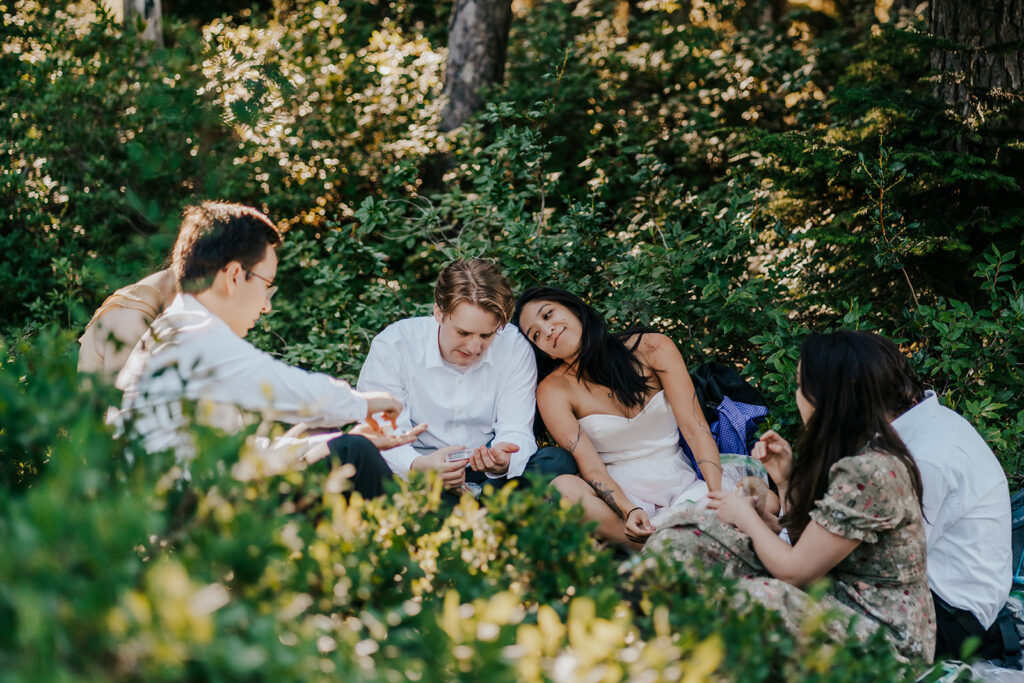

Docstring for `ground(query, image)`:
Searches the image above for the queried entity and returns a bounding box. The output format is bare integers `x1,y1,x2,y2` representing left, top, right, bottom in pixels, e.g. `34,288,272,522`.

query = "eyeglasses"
245,269,278,300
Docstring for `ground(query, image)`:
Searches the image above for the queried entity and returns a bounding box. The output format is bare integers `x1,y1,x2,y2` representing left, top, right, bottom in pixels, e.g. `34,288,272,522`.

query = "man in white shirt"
878,337,1012,660
116,202,410,497
357,259,575,495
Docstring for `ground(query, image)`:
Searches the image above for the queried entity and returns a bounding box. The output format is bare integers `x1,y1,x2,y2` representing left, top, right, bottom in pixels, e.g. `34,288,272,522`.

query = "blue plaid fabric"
679,396,769,481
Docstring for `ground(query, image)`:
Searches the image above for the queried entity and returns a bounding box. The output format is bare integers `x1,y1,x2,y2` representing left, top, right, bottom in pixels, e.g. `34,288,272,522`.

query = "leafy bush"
0,332,921,680
2,0,1023,677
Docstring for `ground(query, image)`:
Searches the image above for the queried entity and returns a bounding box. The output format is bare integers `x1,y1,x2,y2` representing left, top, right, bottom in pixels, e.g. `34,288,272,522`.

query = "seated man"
78,268,177,380
115,201,408,497
357,258,575,495
880,336,1012,660
754,331,1011,660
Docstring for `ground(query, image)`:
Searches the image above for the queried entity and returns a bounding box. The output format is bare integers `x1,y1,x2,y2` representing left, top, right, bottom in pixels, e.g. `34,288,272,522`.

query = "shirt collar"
892,389,939,428
424,317,446,369
423,316,501,371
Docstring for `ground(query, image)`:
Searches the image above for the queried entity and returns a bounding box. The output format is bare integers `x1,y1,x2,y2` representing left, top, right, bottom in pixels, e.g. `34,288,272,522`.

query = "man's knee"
327,434,389,475
525,446,578,477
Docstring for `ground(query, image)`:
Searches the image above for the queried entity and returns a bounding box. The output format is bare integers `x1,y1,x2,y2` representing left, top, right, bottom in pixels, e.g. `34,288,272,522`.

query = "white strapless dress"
578,390,733,523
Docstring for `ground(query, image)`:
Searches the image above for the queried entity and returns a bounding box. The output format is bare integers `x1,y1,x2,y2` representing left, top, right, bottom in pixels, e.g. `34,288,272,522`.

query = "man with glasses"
114,202,409,497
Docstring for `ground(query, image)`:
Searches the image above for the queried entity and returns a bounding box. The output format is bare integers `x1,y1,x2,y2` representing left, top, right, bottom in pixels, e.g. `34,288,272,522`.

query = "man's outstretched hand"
349,422,427,451
469,442,517,476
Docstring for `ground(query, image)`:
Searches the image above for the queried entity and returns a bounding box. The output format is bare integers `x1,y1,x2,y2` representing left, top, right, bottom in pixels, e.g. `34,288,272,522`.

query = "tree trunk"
930,0,1023,119
439,0,513,132
102,0,163,45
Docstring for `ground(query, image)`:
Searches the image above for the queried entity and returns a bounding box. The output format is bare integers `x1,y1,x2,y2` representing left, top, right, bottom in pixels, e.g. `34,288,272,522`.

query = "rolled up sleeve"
490,336,538,478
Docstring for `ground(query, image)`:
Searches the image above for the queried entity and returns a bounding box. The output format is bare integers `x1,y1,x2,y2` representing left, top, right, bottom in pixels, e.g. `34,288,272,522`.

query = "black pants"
933,591,1006,661
324,434,394,499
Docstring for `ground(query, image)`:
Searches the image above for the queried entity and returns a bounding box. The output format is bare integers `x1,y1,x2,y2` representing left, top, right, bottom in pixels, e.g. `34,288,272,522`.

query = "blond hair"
434,259,514,325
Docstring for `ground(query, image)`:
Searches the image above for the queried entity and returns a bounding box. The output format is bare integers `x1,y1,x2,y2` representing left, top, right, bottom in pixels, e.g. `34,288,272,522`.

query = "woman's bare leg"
553,475,642,551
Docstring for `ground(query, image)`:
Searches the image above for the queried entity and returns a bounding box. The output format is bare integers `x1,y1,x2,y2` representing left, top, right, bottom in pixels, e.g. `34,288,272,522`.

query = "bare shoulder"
537,367,576,404
628,332,678,360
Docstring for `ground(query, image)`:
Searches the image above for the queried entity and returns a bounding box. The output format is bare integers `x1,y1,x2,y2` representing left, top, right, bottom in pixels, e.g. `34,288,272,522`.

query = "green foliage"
3,0,1023,677
0,331,922,680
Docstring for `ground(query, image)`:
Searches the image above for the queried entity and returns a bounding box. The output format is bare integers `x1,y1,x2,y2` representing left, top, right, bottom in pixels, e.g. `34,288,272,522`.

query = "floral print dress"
643,451,936,663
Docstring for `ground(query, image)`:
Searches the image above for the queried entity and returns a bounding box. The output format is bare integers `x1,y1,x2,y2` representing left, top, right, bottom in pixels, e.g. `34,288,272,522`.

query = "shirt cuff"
379,443,419,479
347,393,369,425
502,442,534,479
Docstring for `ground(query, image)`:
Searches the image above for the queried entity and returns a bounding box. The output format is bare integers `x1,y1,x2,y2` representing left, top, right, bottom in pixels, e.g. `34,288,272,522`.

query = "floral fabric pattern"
643,451,936,663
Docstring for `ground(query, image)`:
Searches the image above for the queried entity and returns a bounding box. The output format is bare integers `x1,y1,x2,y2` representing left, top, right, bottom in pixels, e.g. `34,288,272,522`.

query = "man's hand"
469,442,518,476
624,507,655,543
751,430,793,489
357,391,402,421
411,445,469,490
349,422,427,451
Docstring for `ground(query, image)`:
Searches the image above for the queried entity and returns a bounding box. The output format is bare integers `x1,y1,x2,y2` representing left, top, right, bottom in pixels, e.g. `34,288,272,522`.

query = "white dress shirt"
114,294,367,460
893,390,1012,628
356,316,538,479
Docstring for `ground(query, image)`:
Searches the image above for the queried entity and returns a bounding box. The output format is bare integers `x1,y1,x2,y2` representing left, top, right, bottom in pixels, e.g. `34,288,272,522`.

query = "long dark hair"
512,287,652,409
782,330,924,541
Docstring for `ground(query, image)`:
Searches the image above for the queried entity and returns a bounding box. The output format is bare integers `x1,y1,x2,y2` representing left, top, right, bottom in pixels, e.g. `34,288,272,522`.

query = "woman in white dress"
514,287,774,550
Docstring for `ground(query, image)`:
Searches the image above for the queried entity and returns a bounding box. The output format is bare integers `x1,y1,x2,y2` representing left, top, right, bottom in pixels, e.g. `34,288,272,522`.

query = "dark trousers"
933,591,1006,661
463,445,578,484
324,434,394,499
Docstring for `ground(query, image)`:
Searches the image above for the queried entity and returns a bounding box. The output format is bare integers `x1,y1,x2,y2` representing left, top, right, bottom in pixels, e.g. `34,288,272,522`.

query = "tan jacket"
78,271,174,379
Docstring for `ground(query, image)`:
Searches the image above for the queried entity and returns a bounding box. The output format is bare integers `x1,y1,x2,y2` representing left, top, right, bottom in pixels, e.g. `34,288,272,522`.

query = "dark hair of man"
866,332,926,417
512,287,652,409
172,202,282,295
782,330,924,542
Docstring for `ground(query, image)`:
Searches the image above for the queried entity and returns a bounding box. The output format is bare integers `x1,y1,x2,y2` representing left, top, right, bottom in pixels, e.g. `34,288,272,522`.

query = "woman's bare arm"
642,334,723,491
537,378,639,519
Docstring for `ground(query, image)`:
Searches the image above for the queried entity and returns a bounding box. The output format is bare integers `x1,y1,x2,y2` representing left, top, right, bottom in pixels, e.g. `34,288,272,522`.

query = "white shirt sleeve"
490,335,538,478
916,459,955,544
197,335,368,428
356,335,419,478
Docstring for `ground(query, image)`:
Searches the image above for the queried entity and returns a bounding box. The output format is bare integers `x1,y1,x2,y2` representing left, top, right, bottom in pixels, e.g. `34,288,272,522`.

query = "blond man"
357,259,574,492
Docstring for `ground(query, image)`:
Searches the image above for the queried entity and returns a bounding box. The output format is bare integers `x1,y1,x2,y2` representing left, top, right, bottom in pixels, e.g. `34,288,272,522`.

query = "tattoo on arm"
691,396,712,436
585,477,625,519
566,424,584,455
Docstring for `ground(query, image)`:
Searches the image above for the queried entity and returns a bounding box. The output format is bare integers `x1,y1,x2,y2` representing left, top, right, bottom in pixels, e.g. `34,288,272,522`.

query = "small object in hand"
366,413,406,437
739,476,770,516
445,448,471,462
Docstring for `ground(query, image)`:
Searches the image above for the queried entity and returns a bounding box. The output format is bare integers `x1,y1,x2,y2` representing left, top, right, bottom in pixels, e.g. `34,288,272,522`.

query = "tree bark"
102,0,163,45
930,0,1023,118
439,0,513,132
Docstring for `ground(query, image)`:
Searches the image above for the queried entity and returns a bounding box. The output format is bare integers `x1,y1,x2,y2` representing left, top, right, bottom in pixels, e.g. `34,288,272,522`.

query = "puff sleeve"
809,453,913,544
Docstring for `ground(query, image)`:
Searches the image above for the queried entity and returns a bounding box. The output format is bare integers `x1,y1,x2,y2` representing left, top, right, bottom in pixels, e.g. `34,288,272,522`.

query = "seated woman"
644,330,935,663
514,287,760,550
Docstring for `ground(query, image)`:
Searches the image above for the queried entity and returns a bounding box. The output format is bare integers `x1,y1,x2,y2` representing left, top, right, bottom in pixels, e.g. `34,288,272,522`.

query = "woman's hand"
709,479,783,533
752,430,793,489
624,508,655,543
710,489,760,531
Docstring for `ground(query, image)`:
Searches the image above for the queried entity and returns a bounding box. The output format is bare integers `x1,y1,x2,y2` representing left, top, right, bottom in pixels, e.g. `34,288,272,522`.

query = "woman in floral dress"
643,330,936,662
